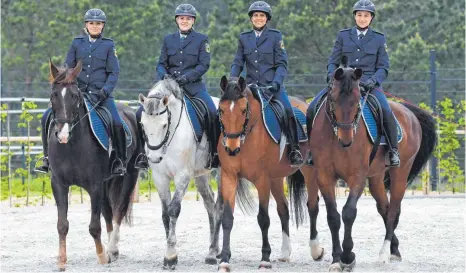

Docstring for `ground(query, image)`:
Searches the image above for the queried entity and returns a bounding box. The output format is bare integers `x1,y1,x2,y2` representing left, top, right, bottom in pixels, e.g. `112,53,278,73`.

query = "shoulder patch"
279,40,285,50
205,42,210,53
113,48,118,58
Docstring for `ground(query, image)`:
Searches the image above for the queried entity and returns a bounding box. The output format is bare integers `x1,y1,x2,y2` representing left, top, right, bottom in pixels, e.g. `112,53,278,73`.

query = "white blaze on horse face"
61,88,67,119
229,101,235,112
58,123,70,144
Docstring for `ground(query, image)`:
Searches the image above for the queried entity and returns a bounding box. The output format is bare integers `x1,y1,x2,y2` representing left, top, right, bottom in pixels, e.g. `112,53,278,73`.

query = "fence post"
26,120,31,206
7,112,12,207
429,50,438,192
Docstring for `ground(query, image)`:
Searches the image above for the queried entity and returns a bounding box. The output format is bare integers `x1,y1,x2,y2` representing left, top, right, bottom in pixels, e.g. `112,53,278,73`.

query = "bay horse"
138,79,225,269
216,76,324,272
47,60,140,271
307,65,437,271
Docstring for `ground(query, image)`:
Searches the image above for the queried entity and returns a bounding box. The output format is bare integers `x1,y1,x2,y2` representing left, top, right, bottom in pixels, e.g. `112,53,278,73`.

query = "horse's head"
138,78,182,163
218,75,250,156
48,59,83,144
327,65,363,147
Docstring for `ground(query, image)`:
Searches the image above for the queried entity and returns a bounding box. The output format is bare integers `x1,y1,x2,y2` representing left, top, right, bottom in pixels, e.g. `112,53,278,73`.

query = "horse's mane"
148,79,183,100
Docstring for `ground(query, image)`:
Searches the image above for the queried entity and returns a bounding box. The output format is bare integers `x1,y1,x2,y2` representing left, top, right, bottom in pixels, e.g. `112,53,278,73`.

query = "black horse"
47,59,140,271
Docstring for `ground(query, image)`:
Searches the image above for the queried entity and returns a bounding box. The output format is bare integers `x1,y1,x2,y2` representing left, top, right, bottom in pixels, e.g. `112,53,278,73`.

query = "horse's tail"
384,104,438,191
235,178,257,215
104,176,135,226
287,170,307,227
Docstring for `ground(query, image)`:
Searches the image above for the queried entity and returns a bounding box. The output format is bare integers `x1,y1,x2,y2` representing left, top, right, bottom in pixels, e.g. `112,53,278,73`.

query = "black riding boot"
383,111,400,167
134,120,149,170
288,116,304,167
206,115,220,169
111,126,127,175
34,118,50,173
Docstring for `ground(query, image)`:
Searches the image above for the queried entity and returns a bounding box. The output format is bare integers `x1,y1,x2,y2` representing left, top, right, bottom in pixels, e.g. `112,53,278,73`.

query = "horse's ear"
353,68,363,80
49,58,59,81
220,75,228,92
138,93,146,105
68,60,82,81
334,68,345,81
238,76,246,95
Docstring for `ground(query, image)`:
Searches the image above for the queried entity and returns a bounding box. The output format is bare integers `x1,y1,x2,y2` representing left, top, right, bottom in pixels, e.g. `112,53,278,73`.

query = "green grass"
1,174,219,202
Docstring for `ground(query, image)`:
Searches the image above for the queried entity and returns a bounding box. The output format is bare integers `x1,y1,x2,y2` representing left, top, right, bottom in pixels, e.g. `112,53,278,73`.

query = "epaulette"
339,28,351,32
372,29,385,36
268,29,281,34
102,37,114,41
240,30,254,35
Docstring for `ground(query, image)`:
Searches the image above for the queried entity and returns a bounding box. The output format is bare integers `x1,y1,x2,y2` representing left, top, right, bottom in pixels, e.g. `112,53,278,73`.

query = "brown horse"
307,66,437,271
216,76,324,272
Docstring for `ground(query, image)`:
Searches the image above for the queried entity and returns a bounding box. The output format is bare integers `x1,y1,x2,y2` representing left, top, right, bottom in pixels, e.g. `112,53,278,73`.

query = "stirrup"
134,153,149,170
289,149,304,167
386,149,400,167
34,156,50,174
111,158,126,176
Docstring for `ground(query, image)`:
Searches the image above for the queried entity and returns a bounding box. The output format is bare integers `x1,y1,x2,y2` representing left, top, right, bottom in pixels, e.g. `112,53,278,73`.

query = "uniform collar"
356,29,368,36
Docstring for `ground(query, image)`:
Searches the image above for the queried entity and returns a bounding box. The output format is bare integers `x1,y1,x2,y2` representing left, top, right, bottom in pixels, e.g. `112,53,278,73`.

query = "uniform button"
180,61,182,64
356,59,359,62
255,50,257,52
88,65,90,67
180,51,183,54
255,60,257,63
86,75,89,77
256,70,258,72
357,49,360,51
89,55,91,58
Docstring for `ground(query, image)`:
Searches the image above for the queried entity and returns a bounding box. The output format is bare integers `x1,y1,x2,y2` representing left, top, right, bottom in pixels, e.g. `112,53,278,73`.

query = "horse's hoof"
340,258,356,272
277,256,290,262
163,256,178,270
258,261,272,270
216,253,222,259
328,263,342,272
57,264,66,272
205,256,218,265
390,254,402,262
108,250,119,262
311,247,325,261
218,262,231,272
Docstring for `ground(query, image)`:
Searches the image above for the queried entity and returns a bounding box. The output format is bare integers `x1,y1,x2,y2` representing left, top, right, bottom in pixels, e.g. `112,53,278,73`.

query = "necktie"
358,33,364,40
180,35,185,44
256,35,260,45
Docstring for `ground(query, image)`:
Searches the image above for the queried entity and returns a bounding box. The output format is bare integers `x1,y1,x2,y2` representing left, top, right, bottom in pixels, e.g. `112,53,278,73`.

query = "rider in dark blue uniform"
307,0,400,167
230,1,304,167
135,4,219,169
35,8,128,175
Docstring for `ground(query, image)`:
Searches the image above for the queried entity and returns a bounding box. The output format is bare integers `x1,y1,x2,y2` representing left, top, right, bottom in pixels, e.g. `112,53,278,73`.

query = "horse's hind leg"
51,177,69,271
88,184,110,264
378,169,408,264
301,166,324,261
368,174,402,263
270,177,291,262
107,170,138,261
194,173,220,264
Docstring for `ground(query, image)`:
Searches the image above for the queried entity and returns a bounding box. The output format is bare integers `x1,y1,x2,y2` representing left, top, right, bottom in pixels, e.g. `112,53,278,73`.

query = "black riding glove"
175,75,189,86
98,88,108,101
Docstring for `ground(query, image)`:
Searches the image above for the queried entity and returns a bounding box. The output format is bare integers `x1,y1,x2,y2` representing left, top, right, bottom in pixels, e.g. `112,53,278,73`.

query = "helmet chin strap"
85,23,104,39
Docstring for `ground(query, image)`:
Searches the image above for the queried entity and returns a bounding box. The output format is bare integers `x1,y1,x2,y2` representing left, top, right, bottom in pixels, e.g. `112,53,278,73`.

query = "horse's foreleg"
153,174,172,266
101,184,113,243
51,177,69,271
302,166,324,261
88,185,109,265
270,177,291,262
317,171,342,272
164,174,190,269
194,173,220,264
256,176,272,269
379,169,407,264
218,172,238,272
340,176,365,271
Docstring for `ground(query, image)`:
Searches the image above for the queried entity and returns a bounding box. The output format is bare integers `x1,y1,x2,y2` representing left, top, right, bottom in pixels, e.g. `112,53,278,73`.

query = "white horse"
138,79,224,269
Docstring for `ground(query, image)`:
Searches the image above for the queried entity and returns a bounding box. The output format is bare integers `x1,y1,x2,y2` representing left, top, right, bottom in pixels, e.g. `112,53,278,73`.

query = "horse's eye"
242,109,247,115
163,124,167,129
218,109,224,115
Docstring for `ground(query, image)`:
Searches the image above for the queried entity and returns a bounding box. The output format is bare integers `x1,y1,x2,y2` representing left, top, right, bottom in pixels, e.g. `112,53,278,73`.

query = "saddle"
249,84,308,144
184,94,210,143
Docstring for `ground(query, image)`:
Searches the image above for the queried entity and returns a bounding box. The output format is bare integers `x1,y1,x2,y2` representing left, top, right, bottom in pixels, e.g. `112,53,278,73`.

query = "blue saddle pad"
257,91,308,144
84,98,132,151
184,95,203,142
315,97,402,146
360,97,403,145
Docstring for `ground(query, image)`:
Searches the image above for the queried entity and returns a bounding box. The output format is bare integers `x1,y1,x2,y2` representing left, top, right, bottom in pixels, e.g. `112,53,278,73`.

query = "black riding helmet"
175,4,197,19
84,8,106,22
352,0,376,17
248,1,272,21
